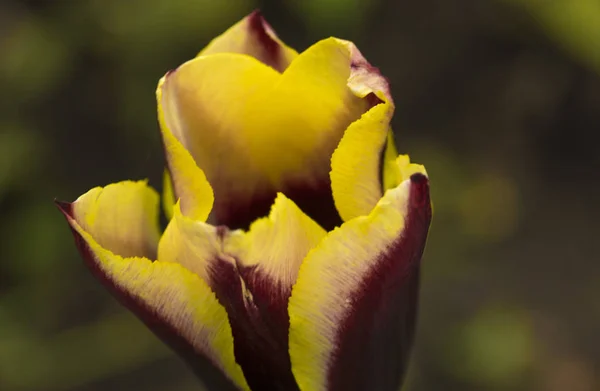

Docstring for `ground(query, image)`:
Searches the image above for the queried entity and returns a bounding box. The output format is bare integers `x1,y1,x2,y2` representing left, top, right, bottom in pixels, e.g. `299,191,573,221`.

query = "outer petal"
158,37,374,229
288,168,431,391
56,183,248,391
158,195,325,391
330,43,395,222
199,10,298,73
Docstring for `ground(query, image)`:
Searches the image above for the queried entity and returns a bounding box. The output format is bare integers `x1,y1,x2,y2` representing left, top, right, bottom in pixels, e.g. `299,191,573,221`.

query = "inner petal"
160,39,374,230
198,10,298,73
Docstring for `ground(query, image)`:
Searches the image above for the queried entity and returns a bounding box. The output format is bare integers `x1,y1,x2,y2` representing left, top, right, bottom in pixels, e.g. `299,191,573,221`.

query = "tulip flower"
57,10,432,391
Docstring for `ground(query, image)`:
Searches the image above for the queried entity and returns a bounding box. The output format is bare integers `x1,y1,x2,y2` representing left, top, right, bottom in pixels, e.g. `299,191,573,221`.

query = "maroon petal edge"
246,10,286,73
54,200,240,391
327,173,432,391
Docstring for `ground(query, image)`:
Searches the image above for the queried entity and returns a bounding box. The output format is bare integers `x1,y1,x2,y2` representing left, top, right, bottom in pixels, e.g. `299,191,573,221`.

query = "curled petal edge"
329,39,396,222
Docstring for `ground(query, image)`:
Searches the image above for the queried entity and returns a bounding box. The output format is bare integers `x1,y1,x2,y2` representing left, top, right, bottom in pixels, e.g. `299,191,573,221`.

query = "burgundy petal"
327,174,431,390
207,253,300,391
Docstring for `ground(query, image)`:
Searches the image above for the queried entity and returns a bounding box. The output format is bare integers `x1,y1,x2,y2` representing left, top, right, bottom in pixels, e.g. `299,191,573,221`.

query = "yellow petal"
330,103,392,222
157,76,215,222
69,180,160,258
158,53,277,227
288,168,431,391
158,37,372,228
226,193,327,290
199,10,298,72
330,42,395,221
57,184,249,391
157,202,225,284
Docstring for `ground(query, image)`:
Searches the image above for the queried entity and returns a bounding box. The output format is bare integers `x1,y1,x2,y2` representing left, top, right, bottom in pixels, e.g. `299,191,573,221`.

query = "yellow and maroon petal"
330,43,396,222
226,193,327,298
158,195,325,390
158,37,376,230
199,10,298,73
226,193,327,362
288,166,431,391
56,183,248,391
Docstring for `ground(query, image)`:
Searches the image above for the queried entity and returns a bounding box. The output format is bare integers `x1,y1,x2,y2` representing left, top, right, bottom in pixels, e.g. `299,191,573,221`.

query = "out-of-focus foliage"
0,0,598,390
504,0,600,71
286,0,378,36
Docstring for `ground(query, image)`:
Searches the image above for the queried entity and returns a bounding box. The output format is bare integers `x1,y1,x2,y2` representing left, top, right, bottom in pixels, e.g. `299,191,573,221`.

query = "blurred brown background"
0,0,599,390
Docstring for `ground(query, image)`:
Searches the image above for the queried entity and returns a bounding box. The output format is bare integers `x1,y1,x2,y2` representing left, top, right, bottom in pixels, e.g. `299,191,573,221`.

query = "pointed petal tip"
164,67,178,78
247,9,264,22
195,8,296,73
245,9,284,68
409,173,431,209
245,10,275,40
54,199,73,217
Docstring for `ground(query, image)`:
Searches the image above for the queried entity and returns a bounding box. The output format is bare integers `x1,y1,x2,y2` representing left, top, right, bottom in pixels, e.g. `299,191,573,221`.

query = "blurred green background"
1,0,599,390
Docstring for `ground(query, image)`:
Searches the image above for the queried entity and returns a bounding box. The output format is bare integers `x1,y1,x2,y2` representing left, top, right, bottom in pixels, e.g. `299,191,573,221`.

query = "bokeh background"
1,0,599,390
